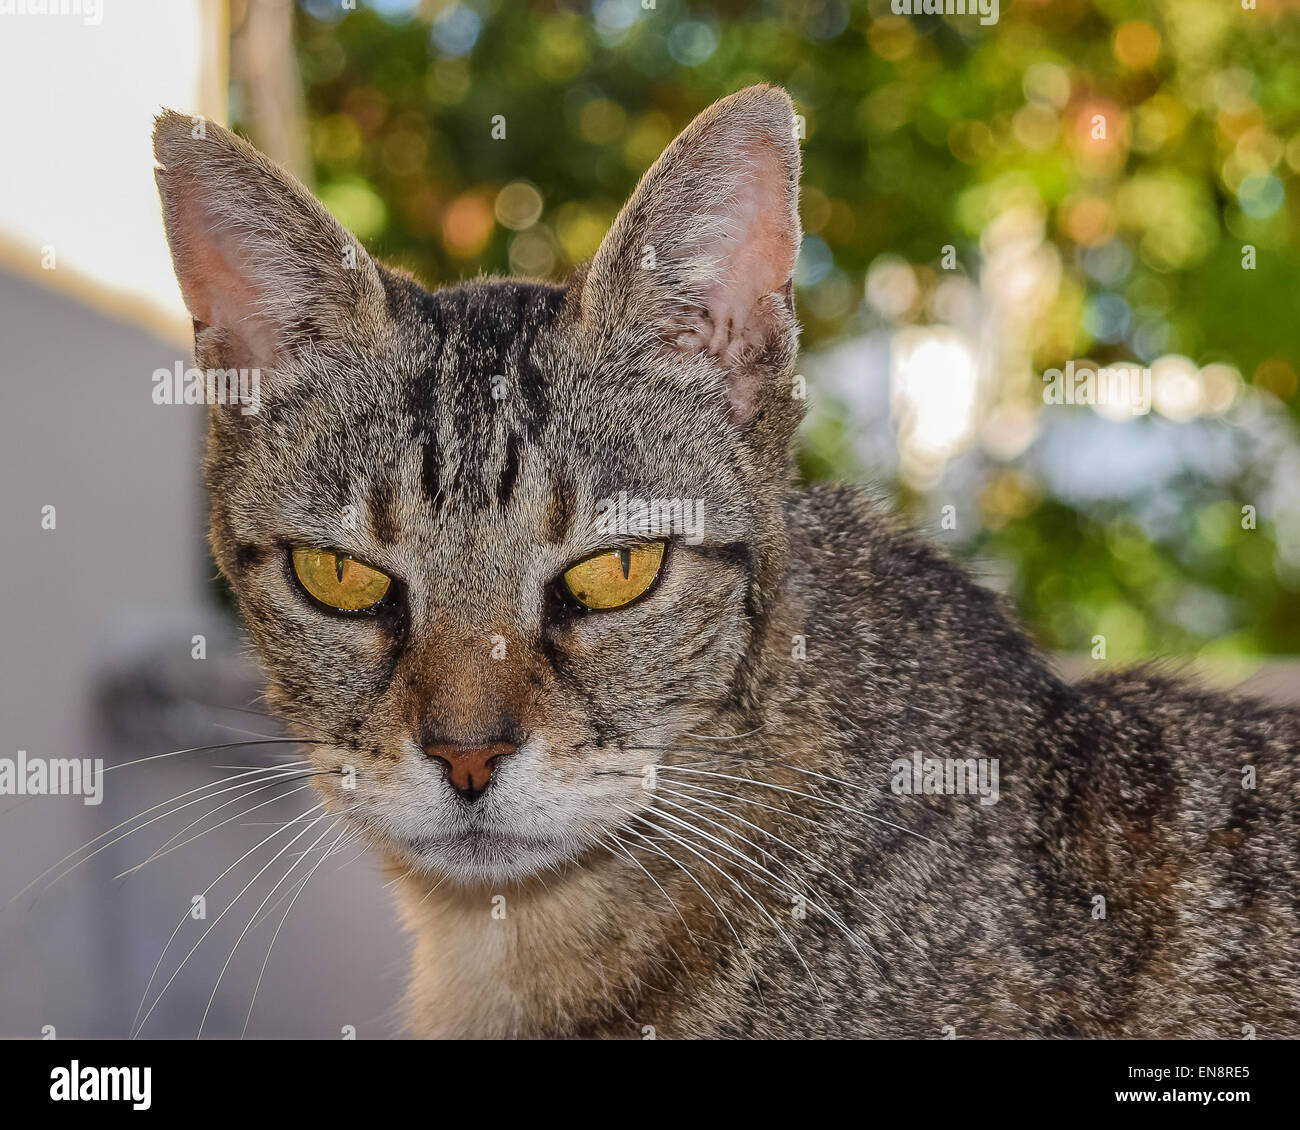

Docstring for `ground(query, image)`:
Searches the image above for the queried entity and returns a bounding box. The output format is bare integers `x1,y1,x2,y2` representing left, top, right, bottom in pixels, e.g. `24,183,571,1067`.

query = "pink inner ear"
705,141,797,346
673,141,796,360
167,182,282,366
673,140,797,417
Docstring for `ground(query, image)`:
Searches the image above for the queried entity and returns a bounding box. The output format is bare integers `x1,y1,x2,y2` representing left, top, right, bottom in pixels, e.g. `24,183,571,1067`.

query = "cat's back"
1074,667,1300,909
1070,669,1300,1034
781,480,1059,716
781,482,1300,1035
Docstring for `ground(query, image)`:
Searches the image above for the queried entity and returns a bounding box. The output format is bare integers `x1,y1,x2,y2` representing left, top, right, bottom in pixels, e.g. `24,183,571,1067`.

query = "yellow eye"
562,542,665,611
291,547,392,612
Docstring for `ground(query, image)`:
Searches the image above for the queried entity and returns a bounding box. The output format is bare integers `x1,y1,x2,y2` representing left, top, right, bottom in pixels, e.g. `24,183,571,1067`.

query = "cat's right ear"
576,85,802,427
152,109,387,375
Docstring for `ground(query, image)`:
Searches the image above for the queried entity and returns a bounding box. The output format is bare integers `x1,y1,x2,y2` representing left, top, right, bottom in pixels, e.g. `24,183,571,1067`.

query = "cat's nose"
423,742,517,802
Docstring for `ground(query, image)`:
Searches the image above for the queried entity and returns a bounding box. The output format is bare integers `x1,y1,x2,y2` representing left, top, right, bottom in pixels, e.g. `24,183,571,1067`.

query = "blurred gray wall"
0,267,405,1038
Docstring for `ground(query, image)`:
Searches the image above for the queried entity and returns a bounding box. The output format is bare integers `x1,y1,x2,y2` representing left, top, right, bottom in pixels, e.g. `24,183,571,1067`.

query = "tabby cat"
153,86,1299,1038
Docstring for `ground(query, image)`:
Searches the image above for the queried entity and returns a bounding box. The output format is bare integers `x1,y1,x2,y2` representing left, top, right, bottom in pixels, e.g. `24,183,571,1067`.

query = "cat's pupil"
336,554,346,583
619,548,631,579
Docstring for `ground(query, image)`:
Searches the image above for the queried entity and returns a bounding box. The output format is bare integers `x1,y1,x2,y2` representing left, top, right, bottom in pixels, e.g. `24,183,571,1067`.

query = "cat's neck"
389,850,676,1039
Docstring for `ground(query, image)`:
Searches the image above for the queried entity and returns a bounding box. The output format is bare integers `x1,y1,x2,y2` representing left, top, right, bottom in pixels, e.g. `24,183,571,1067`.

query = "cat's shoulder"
785,480,907,561
782,482,1052,681
1079,664,1300,753
784,480,983,596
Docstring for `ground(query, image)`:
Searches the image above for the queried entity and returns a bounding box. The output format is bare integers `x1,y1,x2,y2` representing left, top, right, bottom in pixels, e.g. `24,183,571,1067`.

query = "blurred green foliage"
249,0,1300,658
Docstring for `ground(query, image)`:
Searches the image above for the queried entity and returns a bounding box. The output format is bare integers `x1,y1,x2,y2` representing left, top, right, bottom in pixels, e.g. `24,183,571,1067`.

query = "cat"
153,85,1300,1039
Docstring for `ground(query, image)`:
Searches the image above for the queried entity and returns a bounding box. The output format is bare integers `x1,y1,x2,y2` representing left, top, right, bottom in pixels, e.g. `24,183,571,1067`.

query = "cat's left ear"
152,109,389,377
578,85,801,423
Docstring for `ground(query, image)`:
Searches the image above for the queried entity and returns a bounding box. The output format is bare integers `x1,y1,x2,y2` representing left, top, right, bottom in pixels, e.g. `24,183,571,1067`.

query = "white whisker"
197,813,340,1038
612,818,768,1013
114,775,320,879
651,765,938,844
242,820,351,1038
132,804,328,1039
13,764,325,905
621,806,822,1001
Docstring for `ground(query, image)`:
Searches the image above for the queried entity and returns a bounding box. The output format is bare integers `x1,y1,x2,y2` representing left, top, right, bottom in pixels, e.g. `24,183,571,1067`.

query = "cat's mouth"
406,828,552,852
398,825,576,884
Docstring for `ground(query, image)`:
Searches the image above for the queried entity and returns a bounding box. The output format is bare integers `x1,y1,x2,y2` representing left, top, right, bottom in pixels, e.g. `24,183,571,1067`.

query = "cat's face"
155,86,802,885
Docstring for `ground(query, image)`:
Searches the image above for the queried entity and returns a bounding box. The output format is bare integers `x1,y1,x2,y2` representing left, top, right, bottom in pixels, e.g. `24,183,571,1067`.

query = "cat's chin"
394,828,581,887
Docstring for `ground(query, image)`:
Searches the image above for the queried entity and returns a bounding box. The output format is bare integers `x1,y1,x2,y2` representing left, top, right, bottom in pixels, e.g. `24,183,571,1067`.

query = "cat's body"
152,85,1300,1040
396,483,1300,1038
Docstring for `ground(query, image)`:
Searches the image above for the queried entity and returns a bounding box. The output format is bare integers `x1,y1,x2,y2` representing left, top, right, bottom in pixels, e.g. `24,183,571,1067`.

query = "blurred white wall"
0,0,227,344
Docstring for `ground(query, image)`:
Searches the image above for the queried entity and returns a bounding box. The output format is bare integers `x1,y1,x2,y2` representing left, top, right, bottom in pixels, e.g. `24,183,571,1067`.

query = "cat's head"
154,86,802,885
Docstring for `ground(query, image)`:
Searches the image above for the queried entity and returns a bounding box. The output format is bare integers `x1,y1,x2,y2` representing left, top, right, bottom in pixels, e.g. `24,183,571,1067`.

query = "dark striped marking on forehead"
381,272,571,517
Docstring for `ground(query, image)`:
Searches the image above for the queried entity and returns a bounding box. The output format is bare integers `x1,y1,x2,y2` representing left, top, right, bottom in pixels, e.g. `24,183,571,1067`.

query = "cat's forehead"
266,277,580,485
386,274,572,388
377,278,658,519
369,275,731,502
246,277,741,559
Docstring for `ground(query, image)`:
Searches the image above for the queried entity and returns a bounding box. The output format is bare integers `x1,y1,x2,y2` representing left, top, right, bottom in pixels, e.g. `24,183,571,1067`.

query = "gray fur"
154,87,1299,1038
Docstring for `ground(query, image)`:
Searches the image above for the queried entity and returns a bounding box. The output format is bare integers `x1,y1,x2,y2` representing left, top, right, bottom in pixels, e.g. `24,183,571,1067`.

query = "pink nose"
424,742,517,801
